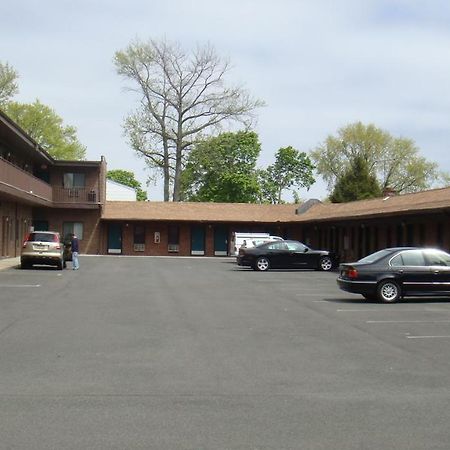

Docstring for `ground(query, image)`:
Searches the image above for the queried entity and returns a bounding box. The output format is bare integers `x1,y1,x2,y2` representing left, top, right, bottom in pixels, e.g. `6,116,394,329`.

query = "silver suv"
21,231,65,270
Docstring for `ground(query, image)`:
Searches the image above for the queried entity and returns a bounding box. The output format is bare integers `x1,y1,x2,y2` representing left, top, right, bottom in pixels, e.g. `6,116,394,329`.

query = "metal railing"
52,187,99,203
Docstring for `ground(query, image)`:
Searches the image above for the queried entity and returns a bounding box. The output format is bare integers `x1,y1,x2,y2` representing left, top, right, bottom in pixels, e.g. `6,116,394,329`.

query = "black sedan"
237,240,337,272
337,247,450,303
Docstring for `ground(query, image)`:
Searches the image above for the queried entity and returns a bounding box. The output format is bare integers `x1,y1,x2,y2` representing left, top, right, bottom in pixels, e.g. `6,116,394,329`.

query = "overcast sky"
2,0,450,200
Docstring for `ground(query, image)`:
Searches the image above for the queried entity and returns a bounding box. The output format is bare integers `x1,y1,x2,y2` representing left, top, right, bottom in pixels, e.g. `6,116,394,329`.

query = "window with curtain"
63,222,84,240
63,173,85,188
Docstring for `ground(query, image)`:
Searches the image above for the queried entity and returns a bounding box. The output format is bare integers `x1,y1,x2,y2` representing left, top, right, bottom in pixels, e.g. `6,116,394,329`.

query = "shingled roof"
103,201,298,222
292,187,450,223
102,187,450,224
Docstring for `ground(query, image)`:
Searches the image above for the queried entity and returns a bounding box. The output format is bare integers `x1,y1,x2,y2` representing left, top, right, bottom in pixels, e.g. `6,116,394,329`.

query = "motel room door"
108,223,122,254
191,226,205,256
214,226,228,256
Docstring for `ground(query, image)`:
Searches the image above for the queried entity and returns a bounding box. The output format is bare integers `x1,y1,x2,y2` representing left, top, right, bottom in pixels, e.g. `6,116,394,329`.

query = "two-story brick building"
1,108,450,262
0,110,106,258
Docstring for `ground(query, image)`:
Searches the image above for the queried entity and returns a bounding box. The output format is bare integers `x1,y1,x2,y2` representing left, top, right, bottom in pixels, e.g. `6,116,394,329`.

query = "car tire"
57,260,63,270
377,280,401,303
319,256,333,271
254,256,270,272
21,261,29,270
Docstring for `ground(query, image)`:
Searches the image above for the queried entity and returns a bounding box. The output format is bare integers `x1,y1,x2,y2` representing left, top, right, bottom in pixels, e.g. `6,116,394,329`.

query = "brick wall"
0,200,33,257
32,207,102,254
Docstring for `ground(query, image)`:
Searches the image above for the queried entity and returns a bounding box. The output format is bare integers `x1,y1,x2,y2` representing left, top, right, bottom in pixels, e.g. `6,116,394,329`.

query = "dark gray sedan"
337,247,450,303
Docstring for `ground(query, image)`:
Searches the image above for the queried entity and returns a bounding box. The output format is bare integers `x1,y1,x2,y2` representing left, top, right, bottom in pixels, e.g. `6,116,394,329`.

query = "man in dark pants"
71,233,80,270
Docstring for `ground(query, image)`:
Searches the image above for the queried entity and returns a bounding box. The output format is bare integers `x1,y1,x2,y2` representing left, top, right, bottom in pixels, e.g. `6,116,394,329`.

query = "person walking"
71,233,80,270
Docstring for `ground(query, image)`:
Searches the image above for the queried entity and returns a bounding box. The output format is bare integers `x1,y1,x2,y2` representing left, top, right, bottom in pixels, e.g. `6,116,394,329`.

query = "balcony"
0,156,52,204
52,187,99,207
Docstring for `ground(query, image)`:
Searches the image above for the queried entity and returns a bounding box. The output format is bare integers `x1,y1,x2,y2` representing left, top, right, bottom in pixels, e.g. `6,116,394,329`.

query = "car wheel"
377,280,401,303
254,256,270,272
57,260,63,270
21,261,29,270
319,256,333,271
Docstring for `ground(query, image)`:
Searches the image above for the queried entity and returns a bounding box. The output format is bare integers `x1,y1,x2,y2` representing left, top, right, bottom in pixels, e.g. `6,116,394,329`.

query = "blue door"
191,226,205,255
214,226,228,256
108,223,122,254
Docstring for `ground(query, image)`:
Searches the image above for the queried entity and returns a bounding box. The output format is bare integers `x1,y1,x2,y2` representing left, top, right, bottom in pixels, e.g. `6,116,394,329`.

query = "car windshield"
27,232,58,243
358,249,393,264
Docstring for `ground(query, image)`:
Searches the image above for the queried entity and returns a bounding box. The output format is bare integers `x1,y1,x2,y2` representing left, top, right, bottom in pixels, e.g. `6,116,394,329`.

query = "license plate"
33,244,48,251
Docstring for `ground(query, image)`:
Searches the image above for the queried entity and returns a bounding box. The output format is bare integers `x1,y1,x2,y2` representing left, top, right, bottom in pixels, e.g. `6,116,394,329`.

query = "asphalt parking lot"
1,256,450,449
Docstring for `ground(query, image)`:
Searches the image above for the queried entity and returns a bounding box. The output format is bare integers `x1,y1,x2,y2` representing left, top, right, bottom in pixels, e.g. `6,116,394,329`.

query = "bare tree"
114,38,264,201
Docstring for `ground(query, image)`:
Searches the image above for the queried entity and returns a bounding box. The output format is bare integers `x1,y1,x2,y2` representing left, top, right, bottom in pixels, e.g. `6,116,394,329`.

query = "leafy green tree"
181,131,261,202
258,146,315,204
2,100,86,160
0,62,19,105
329,154,382,203
114,38,264,201
311,122,440,194
107,169,148,201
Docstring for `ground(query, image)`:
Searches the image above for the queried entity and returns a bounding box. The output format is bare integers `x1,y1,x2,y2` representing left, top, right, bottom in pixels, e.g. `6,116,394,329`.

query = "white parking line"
367,320,450,324
406,335,450,339
337,308,450,312
0,284,41,288
337,309,424,312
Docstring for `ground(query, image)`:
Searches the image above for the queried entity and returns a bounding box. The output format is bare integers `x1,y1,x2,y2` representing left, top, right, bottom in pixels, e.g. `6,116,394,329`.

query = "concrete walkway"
0,257,20,271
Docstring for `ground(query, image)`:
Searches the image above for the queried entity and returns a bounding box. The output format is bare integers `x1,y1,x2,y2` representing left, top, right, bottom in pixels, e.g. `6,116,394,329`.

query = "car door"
389,250,432,295
423,250,450,294
266,241,290,268
285,241,310,268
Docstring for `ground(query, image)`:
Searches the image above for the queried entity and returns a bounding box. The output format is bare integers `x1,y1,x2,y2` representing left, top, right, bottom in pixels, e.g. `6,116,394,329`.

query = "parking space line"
337,309,424,312
406,335,450,339
338,308,450,312
0,284,41,288
367,320,450,324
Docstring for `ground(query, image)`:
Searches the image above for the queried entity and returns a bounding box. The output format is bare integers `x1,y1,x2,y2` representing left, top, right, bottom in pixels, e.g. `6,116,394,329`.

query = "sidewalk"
0,257,20,271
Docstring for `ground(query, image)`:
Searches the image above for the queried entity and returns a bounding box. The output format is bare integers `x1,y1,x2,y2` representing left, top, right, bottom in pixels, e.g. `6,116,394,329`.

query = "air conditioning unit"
168,244,179,253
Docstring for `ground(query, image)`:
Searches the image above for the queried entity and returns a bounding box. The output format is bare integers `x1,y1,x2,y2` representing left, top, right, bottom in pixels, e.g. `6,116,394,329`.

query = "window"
390,250,425,267
134,225,145,245
285,241,307,252
63,222,83,240
267,242,288,251
168,225,179,252
63,173,85,188
27,232,59,243
424,250,450,267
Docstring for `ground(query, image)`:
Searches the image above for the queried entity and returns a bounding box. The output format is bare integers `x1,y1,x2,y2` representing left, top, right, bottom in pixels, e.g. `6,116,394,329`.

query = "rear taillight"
347,268,358,279
23,234,30,248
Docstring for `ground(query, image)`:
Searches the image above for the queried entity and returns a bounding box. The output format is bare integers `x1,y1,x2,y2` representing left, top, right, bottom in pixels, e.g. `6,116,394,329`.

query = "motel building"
1,109,450,262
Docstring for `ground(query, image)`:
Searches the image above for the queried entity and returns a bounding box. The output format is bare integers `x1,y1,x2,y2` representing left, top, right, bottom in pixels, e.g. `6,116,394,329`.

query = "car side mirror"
304,248,309,253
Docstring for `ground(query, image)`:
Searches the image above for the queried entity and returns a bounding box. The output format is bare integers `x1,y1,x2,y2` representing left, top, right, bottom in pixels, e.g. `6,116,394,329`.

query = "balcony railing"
53,187,99,204
0,157,52,201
